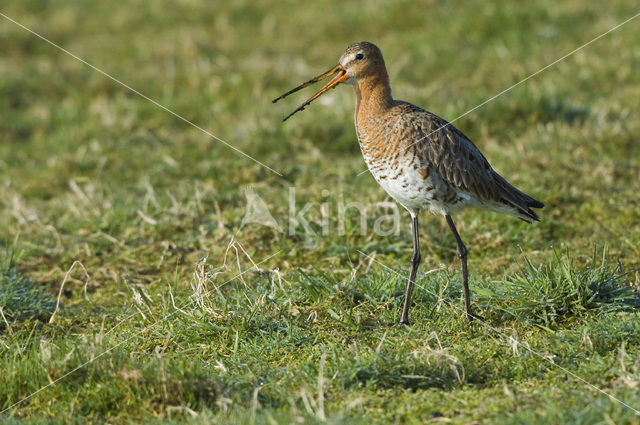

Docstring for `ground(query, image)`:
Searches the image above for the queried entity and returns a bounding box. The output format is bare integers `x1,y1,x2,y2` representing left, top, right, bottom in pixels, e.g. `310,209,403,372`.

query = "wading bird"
273,42,543,324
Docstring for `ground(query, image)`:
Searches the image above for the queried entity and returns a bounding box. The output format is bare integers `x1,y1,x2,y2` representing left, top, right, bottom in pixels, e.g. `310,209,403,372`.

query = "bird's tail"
493,173,544,223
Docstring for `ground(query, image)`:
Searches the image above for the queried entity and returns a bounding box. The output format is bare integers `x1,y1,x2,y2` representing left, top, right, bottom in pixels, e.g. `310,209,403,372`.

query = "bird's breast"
356,119,461,214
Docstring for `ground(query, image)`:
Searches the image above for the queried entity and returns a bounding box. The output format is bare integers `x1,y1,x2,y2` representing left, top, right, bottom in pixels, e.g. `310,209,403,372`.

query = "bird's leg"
445,214,474,321
400,213,421,325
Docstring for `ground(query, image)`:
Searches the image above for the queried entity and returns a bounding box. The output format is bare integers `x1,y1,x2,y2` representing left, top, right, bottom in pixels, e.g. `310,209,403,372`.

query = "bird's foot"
465,310,484,322
398,319,411,326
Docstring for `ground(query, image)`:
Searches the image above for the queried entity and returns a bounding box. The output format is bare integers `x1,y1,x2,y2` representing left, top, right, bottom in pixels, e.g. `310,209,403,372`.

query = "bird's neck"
354,73,393,124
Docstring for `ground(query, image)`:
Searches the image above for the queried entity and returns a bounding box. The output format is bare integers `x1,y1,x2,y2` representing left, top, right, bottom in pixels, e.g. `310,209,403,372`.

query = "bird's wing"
398,103,543,217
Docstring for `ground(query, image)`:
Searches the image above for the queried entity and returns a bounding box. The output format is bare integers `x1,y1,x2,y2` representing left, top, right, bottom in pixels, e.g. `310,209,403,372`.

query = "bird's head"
273,41,386,121
338,41,385,83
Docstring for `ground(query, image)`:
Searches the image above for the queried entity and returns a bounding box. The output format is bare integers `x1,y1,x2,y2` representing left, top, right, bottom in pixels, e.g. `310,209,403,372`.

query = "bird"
273,41,543,324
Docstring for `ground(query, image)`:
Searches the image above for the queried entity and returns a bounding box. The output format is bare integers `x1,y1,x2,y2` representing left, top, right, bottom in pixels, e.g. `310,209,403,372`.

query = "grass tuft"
477,248,638,326
0,250,56,325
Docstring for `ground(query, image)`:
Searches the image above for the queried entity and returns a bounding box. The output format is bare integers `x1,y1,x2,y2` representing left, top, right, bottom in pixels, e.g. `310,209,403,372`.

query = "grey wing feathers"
408,106,544,222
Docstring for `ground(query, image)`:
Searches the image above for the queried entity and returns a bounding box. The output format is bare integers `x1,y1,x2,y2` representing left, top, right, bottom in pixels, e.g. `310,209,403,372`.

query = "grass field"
2,0,640,423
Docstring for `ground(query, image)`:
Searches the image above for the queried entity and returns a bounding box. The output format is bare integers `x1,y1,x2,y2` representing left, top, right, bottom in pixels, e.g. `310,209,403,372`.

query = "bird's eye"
355,53,364,60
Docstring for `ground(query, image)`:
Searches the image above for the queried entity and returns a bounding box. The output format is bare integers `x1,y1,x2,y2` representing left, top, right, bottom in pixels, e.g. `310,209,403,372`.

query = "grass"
0,250,56,324
475,249,638,327
1,0,640,423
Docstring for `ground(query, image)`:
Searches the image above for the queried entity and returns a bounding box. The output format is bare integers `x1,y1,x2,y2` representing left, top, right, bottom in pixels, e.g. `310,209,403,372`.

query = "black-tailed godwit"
274,41,544,324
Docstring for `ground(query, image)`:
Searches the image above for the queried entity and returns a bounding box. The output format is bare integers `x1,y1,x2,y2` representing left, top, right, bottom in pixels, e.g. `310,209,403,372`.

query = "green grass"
1,0,640,423
0,251,56,323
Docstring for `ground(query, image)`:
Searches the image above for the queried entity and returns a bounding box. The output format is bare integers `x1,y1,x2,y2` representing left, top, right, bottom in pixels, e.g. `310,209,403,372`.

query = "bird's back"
357,101,544,222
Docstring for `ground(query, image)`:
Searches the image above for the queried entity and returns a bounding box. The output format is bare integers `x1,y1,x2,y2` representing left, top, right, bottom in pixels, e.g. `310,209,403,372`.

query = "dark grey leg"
445,214,474,321
399,213,421,325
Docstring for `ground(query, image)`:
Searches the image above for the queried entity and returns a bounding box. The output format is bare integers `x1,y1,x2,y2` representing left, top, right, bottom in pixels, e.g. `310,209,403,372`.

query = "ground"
1,0,640,423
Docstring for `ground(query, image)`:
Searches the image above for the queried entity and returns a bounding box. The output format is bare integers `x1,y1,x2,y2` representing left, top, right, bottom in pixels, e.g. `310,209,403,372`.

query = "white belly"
368,160,446,215
365,153,484,217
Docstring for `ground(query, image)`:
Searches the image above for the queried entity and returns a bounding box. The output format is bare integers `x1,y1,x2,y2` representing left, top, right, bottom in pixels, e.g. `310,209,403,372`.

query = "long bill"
272,64,347,121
